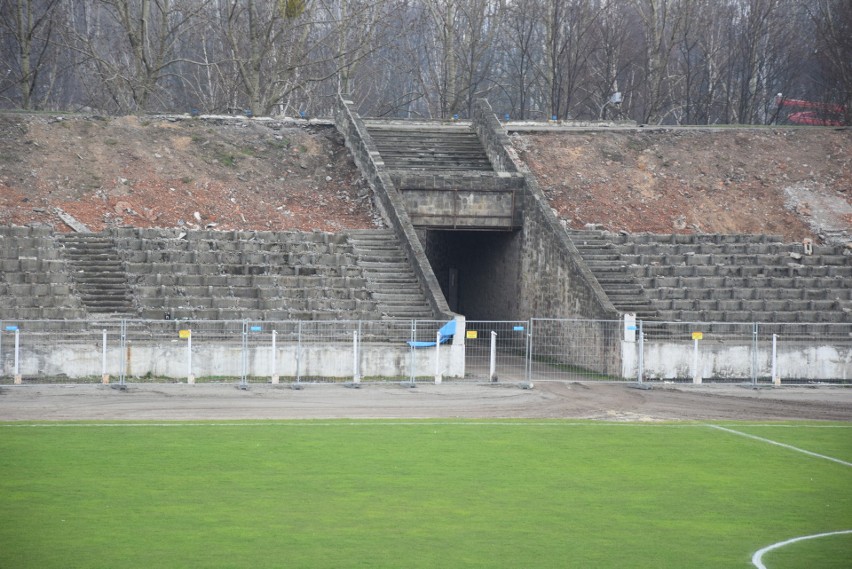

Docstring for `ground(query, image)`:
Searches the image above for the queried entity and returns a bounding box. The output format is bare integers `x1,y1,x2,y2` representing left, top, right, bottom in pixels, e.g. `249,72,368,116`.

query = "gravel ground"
1,382,850,422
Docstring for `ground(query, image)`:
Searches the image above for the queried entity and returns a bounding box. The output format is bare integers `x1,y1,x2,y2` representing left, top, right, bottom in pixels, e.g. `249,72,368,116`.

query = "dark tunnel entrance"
418,229,523,320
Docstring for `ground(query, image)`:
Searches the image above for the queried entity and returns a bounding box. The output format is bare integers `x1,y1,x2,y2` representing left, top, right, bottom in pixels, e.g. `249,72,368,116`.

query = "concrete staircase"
568,231,657,320
59,234,135,315
568,230,852,324
0,227,87,320
348,230,433,319
365,122,494,171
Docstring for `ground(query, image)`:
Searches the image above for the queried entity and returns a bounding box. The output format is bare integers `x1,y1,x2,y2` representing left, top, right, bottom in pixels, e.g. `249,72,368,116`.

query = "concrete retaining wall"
621,338,851,381
4,338,466,381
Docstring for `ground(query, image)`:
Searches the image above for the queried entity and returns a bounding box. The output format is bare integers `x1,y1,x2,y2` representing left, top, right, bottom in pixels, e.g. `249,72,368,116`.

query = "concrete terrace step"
366,124,494,172
58,234,135,316
569,229,852,324
348,230,435,319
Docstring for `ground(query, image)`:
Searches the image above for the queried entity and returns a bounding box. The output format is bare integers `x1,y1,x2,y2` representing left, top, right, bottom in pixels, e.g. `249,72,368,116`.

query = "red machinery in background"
774,94,847,126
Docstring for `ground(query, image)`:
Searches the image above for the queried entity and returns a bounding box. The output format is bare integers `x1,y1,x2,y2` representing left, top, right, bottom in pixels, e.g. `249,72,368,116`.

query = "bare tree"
0,0,62,109
634,0,689,123
499,0,543,119
808,0,852,123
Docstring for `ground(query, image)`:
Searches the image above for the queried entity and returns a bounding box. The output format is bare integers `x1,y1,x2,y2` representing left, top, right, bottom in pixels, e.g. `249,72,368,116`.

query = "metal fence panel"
638,321,851,384
464,321,529,382
0,318,849,385
529,319,624,381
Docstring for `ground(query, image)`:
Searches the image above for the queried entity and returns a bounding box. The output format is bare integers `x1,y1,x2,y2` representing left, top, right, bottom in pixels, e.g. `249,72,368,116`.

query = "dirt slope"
514,128,852,243
0,114,378,233
0,113,850,243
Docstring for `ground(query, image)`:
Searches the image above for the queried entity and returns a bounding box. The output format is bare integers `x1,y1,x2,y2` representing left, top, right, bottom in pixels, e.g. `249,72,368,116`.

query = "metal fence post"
271,330,279,384
118,319,127,387
239,321,248,390
408,320,417,384
434,330,442,384
692,334,701,384
637,320,644,384
353,320,361,383
489,330,497,382
525,319,533,384
353,330,360,384
13,328,21,384
295,321,302,385
102,329,110,384
751,322,758,385
187,328,194,384
772,333,779,386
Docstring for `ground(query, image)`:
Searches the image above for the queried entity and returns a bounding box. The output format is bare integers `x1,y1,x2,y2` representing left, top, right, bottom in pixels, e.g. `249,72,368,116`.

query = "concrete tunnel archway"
418,229,524,320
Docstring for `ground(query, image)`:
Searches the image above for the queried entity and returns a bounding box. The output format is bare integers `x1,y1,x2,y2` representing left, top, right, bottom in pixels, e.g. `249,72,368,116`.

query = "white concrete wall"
621,339,851,381
4,328,467,381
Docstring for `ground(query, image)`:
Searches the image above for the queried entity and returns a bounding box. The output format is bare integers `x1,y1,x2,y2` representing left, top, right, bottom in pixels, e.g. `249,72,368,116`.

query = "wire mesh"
638,321,852,384
464,321,529,382
529,318,624,381
0,318,848,385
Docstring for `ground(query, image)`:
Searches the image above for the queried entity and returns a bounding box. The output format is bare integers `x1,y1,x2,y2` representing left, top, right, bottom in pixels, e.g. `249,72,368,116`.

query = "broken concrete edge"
334,95,454,321
54,207,91,233
471,99,619,320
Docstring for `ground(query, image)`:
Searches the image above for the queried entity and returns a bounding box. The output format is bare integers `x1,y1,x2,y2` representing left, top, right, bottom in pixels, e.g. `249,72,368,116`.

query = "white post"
101,329,109,384
692,338,702,384
489,331,497,382
637,321,644,384
353,330,360,384
271,330,279,384
434,331,442,384
772,334,780,386
187,330,195,384
13,329,21,384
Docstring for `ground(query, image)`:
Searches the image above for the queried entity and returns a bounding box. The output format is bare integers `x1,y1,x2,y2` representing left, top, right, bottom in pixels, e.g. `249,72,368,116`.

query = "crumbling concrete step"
59,234,134,316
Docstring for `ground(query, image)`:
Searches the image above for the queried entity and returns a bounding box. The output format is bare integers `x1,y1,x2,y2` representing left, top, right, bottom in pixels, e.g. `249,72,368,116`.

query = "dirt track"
1,382,850,422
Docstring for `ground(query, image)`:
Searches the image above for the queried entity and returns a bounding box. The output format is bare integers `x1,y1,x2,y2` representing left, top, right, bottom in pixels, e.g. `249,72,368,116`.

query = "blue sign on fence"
250,326,262,332
5,325,18,332
513,326,525,332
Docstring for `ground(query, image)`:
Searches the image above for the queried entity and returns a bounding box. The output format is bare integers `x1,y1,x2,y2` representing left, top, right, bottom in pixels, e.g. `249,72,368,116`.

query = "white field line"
752,530,852,569
0,421,703,428
1,421,851,429
708,425,852,468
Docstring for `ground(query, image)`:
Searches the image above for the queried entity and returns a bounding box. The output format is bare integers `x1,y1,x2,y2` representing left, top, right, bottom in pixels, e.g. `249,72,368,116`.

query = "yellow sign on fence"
179,330,191,339
692,332,703,340
466,330,478,339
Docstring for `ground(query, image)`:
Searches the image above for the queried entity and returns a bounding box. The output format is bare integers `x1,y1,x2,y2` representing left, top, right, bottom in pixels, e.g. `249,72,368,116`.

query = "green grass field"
1,421,850,568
